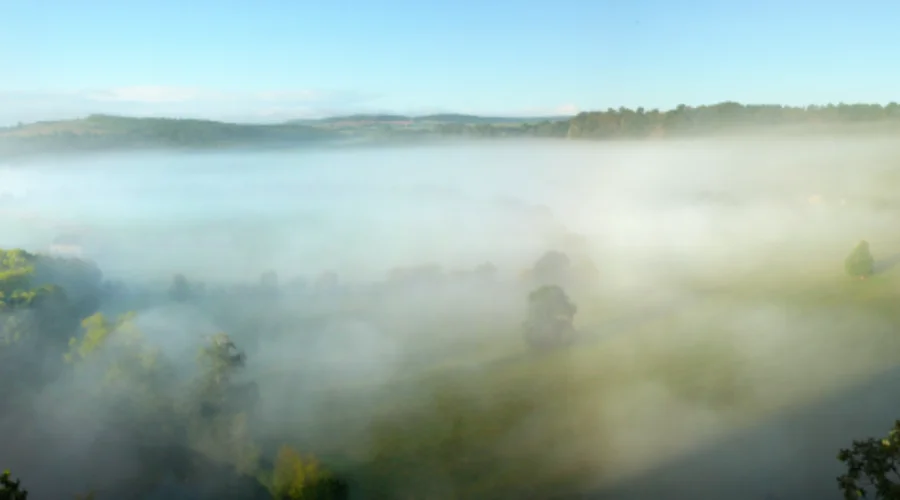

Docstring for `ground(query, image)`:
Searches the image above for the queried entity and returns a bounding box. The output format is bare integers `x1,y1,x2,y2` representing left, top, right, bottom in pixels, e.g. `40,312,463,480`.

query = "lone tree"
523,285,578,349
845,240,875,279
532,250,572,288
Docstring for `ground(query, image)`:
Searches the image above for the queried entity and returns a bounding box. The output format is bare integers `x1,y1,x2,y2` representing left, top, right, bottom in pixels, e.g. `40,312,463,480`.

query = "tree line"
437,101,900,139
5,102,900,156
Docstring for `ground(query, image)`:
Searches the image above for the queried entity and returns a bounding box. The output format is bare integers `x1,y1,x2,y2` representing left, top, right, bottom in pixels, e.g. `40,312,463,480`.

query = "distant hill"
0,114,343,157
4,102,900,159
1,114,337,142
289,113,571,127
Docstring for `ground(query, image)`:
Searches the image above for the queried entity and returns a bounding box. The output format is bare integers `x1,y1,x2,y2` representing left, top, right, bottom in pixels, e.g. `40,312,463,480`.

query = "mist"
3,136,900,499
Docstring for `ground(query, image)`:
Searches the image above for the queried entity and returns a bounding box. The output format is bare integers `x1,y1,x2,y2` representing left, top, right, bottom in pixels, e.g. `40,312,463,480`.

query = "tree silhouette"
845,240,875,279
0,470,27,500
523,285,578,349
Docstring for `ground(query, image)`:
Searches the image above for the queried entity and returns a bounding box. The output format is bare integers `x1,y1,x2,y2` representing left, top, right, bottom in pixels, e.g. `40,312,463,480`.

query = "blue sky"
2,0,899,124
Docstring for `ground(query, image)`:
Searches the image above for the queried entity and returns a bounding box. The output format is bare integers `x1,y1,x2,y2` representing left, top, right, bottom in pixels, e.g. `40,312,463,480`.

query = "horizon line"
5,100,900,128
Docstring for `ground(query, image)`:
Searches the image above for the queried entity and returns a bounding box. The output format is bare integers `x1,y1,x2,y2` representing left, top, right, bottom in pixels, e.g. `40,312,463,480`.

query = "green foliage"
846,240,875,278
197,332,246,387
0,249,36,296
0,470,27,500
190,334,262,475
265,446,341,500
838,420,900,499
64,312,142,363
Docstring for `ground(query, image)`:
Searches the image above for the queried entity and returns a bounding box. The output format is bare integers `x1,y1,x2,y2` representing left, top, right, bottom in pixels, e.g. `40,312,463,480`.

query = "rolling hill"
4,101,900,159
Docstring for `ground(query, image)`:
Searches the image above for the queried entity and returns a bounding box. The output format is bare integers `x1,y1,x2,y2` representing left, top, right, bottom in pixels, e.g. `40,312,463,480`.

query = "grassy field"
243,238,900,498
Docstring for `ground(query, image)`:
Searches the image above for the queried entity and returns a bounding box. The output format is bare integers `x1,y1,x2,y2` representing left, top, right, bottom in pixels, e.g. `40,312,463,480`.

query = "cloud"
450,103,580,118
0,86,577,125
554,103,580,116
85,86,208,103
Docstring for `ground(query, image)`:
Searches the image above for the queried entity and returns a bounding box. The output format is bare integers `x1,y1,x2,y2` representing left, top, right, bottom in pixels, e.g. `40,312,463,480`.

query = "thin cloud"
554,103,580,116
85,86,208,103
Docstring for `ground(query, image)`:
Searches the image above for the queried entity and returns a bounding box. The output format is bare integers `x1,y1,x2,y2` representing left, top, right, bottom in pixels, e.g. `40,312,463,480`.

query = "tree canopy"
845,240,875,279
523,285,578,349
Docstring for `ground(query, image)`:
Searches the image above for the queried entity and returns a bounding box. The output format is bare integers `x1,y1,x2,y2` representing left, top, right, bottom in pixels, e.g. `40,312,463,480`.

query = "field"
245,233,900,499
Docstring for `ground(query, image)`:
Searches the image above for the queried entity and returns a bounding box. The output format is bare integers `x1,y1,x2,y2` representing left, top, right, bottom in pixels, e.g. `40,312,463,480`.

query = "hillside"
4,101,900,158
290,113,571,126
0,114,342,156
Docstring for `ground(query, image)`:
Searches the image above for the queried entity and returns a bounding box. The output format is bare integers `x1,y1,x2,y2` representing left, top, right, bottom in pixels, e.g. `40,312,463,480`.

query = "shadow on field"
579,364,900,500
484,303,687,372
875,253,900,274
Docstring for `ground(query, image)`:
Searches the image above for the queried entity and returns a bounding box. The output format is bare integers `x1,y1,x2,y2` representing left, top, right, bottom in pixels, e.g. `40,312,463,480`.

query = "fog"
2,137,900,499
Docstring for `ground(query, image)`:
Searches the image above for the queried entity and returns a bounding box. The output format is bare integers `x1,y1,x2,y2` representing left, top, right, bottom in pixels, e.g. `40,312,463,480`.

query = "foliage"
523,285,578,349
0,471,27,500
838,420,900,499
0,250,36,295
266,445,343,500
846,240,875,278
0,249,99,407
190,333,261,475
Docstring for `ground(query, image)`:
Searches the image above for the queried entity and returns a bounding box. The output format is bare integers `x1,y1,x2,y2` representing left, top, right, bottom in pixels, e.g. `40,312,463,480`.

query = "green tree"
845,240,875,279
0,470,27,500
190,333,260,474
523,285,578,349
837,420,900,499
266,445,344,500
0,249,88,409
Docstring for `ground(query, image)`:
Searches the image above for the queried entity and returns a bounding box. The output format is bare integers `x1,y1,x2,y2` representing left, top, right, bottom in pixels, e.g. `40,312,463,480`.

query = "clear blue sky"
2,0,899,123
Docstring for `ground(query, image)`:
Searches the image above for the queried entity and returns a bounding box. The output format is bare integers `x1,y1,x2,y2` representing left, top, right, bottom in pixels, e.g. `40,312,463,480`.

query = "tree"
531,251,572,288
523,285,578,349
0,470,27,500
845,240,875,279
191,333,260,474
0,249,87,408
196,332,248,417
267,445,345,499
837,420,900,499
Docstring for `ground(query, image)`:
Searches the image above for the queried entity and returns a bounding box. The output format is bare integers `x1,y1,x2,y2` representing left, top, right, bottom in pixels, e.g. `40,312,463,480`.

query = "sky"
2,0,900,124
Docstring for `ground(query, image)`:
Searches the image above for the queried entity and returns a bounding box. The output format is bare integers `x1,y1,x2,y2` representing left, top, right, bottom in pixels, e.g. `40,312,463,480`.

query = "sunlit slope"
246,234,900,498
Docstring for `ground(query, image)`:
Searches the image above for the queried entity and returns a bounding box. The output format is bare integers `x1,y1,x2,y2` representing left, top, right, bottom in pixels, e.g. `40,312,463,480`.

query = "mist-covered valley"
3,137,900,499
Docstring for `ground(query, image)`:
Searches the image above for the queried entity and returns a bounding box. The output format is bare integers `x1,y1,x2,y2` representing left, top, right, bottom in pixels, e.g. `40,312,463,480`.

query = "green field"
239,237,900,499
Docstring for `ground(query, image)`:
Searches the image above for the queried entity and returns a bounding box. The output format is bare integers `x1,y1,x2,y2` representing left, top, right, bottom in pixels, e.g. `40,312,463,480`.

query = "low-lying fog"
4,138,899,283
3,137,900,499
